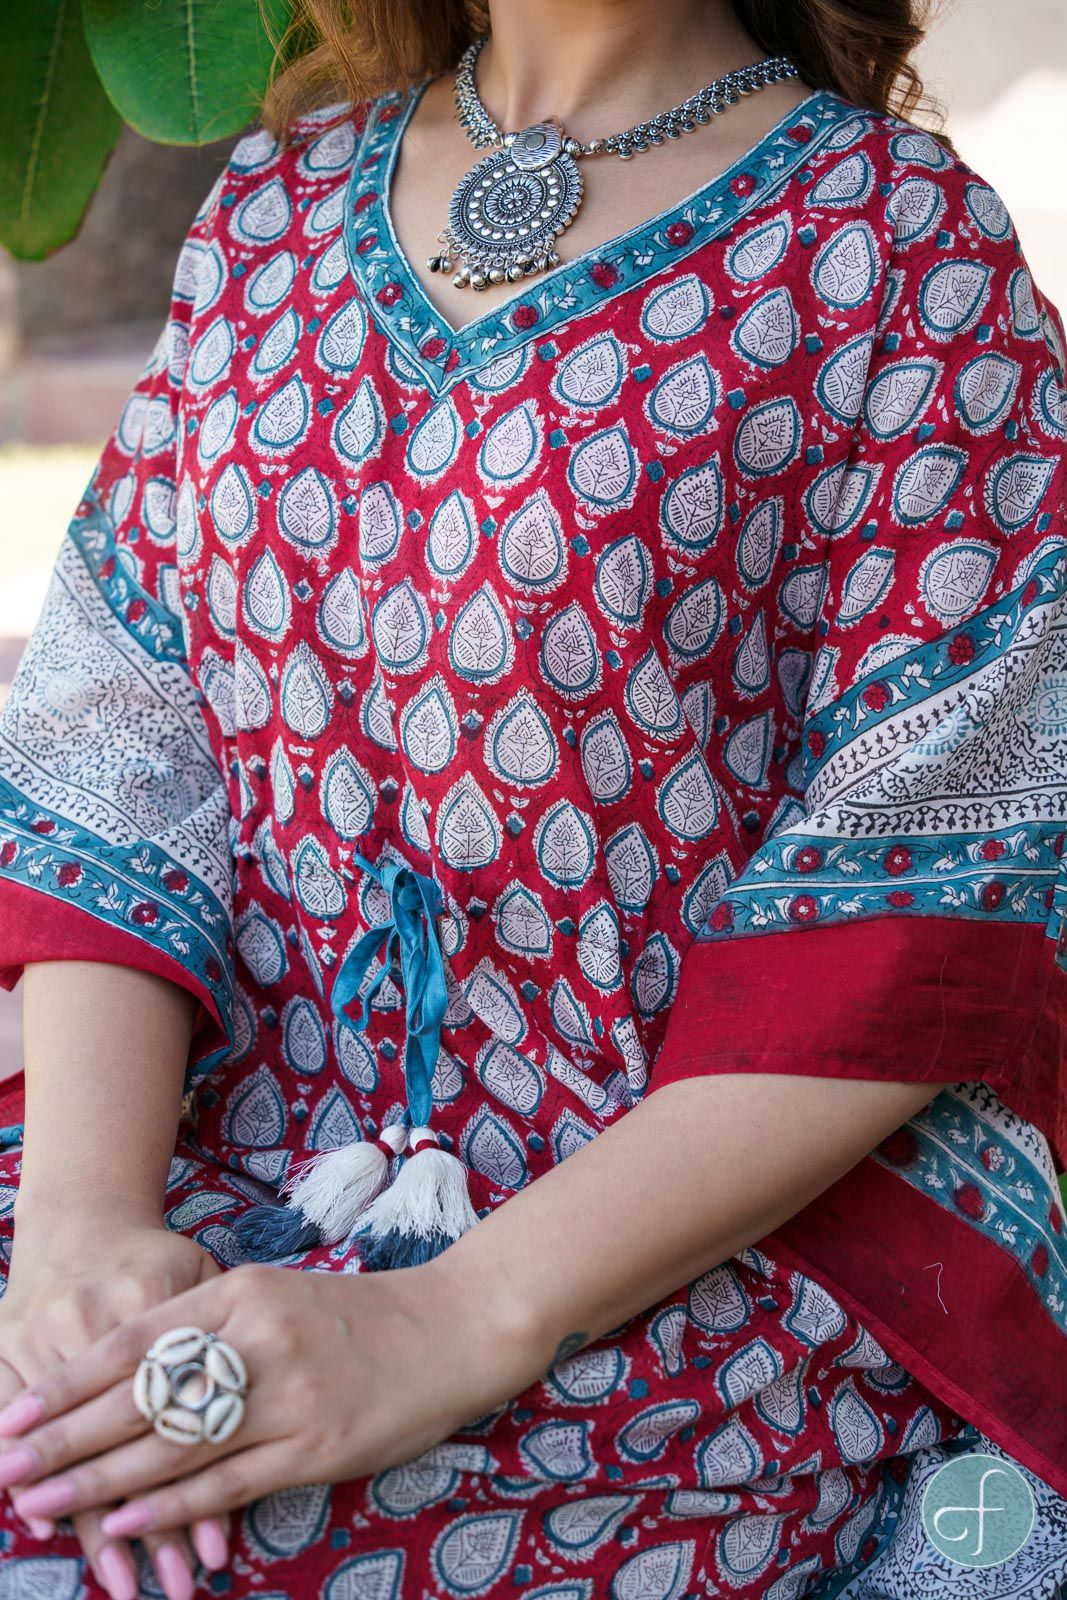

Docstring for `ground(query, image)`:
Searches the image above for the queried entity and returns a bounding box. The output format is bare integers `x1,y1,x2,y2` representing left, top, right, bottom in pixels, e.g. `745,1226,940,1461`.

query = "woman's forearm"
15,962,197,1235
426,1069,952,1393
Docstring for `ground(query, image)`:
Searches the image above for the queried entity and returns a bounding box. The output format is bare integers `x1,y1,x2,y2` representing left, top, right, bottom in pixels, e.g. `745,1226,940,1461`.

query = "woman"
0,0,1063,1596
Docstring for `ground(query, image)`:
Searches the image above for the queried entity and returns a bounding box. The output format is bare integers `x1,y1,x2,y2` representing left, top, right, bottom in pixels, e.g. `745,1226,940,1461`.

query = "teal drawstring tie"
236,853,480,1270
331,855,448,1131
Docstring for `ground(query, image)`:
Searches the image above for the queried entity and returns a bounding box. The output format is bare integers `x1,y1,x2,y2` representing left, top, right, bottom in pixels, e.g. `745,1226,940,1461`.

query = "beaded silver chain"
428,36,799,290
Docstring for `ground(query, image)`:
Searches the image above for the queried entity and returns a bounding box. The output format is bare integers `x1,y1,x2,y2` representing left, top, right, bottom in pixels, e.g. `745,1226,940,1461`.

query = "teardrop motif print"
426,490,476,580
252,375,310,454
332,376,383,465
539,604,601,699
580,713,633,805
317,568,367,657
534,801,596,888
358,482,402,566
624,649,685,738
664,578,723,663
647,356,720,434
552,333,625,408
485,692,559,786
604,822,657,913
280,641,333,738
210,461,257,546
277,466,338,553
449,585,514,683
206,555,237,638
493,883,553,960
657,752,720,839
320,747,375,839
250,307,300,380
499,491,567,592
371,581,429,675
478,402,540,484
437,774,501,871
594,536,651,628
568,425,636,509
399,677,458,773
660,457,724,553
234,642,273,730
243,546,292,640
315,295,367,372
291,835,347,919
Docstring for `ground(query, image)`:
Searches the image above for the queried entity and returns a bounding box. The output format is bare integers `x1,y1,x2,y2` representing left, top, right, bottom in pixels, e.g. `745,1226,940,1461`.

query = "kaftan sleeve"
0,169,236,1077
649,162,1067,1150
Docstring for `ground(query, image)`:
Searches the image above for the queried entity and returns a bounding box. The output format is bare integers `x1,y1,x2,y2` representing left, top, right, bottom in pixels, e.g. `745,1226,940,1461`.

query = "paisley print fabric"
1,77,1066,1594
0,1134,971,1599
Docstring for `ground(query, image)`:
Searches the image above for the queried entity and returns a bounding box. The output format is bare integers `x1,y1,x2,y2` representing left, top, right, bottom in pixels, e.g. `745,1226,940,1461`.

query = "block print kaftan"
1,80,1066,1600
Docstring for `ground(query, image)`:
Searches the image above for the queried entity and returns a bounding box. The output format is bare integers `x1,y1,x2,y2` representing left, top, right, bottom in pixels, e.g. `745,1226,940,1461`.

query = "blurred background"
0,0,1065,1075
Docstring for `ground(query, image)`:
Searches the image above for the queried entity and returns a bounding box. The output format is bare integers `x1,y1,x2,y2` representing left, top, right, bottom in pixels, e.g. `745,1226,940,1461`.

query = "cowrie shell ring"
132,1326,248,1447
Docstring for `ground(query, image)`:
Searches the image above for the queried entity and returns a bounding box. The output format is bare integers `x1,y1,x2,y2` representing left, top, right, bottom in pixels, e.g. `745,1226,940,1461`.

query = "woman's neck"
478,0,762,137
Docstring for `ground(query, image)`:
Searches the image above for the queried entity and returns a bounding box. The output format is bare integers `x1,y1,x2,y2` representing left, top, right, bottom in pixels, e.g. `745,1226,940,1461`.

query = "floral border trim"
343,86,857,395
874,1091,1066,1331
0,777,234,1080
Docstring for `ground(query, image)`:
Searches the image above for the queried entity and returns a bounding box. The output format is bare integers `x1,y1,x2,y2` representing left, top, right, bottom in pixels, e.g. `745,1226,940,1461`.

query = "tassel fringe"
355,1128,481,1272
236,1123,408,1262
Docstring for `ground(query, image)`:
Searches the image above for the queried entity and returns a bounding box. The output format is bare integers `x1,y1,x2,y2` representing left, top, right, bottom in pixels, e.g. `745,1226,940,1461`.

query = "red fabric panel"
0,878,226,1059
760,1154,1067,1500
648,915,1063,1165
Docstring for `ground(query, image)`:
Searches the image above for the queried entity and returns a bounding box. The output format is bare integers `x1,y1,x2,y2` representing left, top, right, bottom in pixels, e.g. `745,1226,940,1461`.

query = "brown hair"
258,0,945,150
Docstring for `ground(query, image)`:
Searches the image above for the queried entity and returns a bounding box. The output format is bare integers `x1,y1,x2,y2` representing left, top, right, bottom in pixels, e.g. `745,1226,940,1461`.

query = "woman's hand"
0,1215,234,1598
0,1258,531,1536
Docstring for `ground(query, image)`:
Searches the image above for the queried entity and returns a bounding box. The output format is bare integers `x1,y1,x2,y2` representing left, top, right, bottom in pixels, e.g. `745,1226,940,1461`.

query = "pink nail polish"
27,1518,53,1540
12,1478,75,1518
192,1518,230,1570
0,1445,39,1487
154,1543,194,1600
98,1543,138,1600
101,1500,155,1538
0,1394,44,1437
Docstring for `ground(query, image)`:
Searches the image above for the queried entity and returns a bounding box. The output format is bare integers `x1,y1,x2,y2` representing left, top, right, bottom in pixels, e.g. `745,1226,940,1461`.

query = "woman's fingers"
0,1373,145,1489
0,1276,235,1439
144,1526,198,1600
9,1416,244,1524
72,1509,138,1600
191,1513,231,1571
100,1443,293,1537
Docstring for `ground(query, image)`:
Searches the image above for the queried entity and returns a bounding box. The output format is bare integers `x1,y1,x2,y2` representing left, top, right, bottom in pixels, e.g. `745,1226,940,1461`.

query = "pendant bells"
430,35,800,290
430,120,583,291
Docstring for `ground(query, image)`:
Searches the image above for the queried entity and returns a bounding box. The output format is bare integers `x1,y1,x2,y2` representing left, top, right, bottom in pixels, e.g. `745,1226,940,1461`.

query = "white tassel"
283,1122,409,1244
355,1127,481,1270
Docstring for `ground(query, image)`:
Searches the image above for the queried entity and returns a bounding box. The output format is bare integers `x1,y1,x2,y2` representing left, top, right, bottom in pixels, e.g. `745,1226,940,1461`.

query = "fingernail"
12,1478,75,1518
192,1518,230,1570
98,1543,138,1600
0,1445,40,1487
27,1518,54,1540
0,1394,44,1437
101,1500,155,1538
155,1543,194,1600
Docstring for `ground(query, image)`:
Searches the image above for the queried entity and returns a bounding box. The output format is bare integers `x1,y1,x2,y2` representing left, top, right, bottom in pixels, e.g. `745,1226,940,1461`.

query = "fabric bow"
330,856,447,1130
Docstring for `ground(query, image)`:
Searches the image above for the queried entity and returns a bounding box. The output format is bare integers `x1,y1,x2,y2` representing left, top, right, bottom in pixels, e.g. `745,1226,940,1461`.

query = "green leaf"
82,0,292,146
0,0,122,260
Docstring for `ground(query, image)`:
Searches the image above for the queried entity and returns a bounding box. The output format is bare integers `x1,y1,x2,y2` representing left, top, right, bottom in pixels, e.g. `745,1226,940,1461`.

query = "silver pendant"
428,121,583,291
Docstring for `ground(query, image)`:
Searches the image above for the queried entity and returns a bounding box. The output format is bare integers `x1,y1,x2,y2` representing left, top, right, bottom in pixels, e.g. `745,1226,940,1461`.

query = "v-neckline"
343,77,857,398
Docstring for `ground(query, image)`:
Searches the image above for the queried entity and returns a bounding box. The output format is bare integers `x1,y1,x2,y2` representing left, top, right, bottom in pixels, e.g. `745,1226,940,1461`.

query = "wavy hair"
257,0,946,148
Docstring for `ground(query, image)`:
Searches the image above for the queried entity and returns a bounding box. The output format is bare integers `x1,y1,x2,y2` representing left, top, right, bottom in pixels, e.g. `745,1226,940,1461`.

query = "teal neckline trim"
342,82,860,396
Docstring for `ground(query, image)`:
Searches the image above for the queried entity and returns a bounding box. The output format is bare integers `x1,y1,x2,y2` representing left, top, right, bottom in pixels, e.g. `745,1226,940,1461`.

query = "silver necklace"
428,37,799,291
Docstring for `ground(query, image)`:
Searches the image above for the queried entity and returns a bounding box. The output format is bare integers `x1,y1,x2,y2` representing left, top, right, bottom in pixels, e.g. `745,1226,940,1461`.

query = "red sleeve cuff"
649,914,1054,1102
0,879,229,1067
